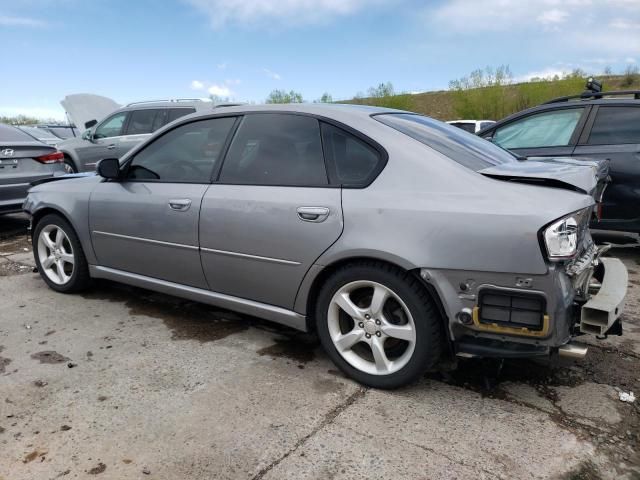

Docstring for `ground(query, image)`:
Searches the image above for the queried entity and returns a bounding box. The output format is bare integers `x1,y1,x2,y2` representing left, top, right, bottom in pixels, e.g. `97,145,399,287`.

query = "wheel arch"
60,149,80,172
298,256,452,349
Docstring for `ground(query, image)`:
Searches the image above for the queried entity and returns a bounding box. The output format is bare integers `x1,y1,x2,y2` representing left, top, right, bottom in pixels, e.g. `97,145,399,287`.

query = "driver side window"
126,117,236,183
94,112,127,139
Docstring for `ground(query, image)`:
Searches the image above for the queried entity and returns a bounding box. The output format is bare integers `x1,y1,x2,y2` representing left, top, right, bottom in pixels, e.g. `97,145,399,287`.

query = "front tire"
33,214,90,293
316,262,445,389
63,156,77,174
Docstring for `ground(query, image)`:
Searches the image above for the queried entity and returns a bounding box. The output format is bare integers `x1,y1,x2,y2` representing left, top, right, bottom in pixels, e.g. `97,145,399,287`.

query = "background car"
24,104,622,389
478,85,640,233
16,125,62,147
56,99,217,173
0,124,65,214
447,119,495,133
38,124,79,140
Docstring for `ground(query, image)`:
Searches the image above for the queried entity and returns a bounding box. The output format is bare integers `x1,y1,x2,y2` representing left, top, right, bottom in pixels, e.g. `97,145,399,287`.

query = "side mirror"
96,158,120,179
85,119,98,129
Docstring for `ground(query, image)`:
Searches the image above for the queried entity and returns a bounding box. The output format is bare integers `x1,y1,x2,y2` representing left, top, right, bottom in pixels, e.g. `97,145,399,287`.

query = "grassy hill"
345,74,640,122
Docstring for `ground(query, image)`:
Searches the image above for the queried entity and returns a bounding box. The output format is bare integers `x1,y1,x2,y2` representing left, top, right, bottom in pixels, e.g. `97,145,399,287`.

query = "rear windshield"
47,126,77,139
0,124,36,142
18,126,59,139
375,113,515,171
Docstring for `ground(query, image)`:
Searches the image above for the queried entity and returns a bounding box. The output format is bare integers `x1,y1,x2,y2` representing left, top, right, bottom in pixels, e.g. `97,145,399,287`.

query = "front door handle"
297,206,330,223
106,144,117,150
169,199,192,212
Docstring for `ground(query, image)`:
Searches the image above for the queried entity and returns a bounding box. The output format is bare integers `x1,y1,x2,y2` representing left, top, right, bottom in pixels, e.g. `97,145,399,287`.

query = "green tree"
265,89,304,104
316,92,333,103
622,64,639,87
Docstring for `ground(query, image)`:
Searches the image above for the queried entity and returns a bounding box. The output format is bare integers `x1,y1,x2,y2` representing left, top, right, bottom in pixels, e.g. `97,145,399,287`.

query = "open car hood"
60,94,121,131
479,157,610,198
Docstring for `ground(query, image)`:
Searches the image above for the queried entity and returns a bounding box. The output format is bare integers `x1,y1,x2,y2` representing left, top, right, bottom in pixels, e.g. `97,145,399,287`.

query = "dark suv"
478,84,640,232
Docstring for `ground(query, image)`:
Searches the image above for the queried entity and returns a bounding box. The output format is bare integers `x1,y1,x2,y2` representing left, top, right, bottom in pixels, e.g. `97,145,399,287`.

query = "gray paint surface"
23,104,611,352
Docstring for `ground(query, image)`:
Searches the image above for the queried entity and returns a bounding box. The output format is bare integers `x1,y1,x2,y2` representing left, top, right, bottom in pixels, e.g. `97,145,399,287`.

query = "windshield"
375,113,516,171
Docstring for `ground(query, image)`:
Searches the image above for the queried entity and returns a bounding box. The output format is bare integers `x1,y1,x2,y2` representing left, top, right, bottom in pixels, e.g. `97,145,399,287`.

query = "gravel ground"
0,213,639,480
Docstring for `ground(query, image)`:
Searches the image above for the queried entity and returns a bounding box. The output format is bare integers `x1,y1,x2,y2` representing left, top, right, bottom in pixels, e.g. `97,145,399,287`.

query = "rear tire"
63,157,77,174
32,214,90,293
315,261,445,389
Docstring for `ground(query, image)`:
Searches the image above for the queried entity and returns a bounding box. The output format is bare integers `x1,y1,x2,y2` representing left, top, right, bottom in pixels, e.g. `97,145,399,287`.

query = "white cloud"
626,57,637,63
263,68,281,80
208,84,232,97
217,62,228,70
537,9,568,24
186,0,385,28
610,18,640,29
0,15,46,27
190,80,205,90
516,67,571,82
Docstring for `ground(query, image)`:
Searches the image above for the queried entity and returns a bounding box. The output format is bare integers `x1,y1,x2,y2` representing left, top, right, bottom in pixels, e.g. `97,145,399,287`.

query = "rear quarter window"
587,106,640,145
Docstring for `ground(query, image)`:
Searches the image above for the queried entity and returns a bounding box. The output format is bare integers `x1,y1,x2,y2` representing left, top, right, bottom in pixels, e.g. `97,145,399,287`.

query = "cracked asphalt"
1,213,639,479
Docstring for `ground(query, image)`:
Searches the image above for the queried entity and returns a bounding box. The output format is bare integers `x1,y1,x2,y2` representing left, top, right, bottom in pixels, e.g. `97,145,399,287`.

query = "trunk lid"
479,156,609,199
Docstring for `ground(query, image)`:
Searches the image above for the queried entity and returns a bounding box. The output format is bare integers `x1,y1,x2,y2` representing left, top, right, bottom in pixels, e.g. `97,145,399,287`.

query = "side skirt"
89,265,308,331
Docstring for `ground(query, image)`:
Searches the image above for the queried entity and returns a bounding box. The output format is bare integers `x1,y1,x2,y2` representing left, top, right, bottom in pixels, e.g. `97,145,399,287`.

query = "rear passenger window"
321,123,382,186
219,114,328,186
588,107,640,145
168,108,196,124
126,109,163,135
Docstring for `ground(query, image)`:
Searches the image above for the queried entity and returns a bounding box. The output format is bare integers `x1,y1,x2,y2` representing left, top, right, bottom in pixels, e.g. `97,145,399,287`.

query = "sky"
0,0,639,121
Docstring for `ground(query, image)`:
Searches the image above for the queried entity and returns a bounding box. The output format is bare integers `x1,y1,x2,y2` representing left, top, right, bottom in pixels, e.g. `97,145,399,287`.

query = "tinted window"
126,117,236,183
321,123,382,186
0,124,35,142
126,109,164,135
588,106,640,145
449,122,476,133
375,113,515,171
493,108,584,149
94,112,127,139
46,126,77,139
18,126,59,139
168,108,196,124
479,121,495,131
219,114,328,186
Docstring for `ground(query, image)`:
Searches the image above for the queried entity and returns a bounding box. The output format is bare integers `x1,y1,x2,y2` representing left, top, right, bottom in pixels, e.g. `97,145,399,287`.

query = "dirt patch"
0,346,10,374
31,351,70,364
88,462,106,475
23,449,47,463
0,258,32,277
82,282,251,343
257,335,318,364
562,460,603,480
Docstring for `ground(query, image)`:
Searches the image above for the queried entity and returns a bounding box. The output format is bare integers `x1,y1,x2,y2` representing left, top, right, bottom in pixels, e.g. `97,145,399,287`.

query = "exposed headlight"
544,215,579,260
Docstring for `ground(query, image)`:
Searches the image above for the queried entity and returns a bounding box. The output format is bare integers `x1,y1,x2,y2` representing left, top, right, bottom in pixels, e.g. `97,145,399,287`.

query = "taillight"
35,152,64,164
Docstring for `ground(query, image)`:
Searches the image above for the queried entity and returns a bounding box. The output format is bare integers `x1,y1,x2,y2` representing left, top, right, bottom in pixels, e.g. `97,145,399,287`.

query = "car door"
77,111,129,170
89,116,237,288
486,106,589,158
572,105,640,228
199,113,343,309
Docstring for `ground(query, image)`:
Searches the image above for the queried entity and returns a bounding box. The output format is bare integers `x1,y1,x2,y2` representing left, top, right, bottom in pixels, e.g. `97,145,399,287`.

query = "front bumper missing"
579,257,627,336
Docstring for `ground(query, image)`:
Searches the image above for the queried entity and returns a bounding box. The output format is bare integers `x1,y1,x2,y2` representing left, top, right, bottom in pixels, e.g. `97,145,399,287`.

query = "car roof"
174,103,405,123
118,99,210,111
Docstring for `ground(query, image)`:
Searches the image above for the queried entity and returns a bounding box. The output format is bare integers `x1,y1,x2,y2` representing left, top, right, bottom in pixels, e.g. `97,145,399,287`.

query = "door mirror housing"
85,119,98,129
96,158,120,179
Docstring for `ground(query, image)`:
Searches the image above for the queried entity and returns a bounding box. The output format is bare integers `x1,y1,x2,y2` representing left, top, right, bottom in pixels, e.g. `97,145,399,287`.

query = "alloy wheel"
327,280,417,376
37,224,75,285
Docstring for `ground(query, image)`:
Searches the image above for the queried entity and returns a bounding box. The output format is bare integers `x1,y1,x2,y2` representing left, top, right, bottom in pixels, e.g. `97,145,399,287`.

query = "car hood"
479,157,609,198
60,93,121,130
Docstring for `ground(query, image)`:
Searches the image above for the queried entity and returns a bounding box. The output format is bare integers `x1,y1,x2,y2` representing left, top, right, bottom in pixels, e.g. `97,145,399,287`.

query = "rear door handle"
169,199,192,211
297,206,330,223
106,144,117,150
